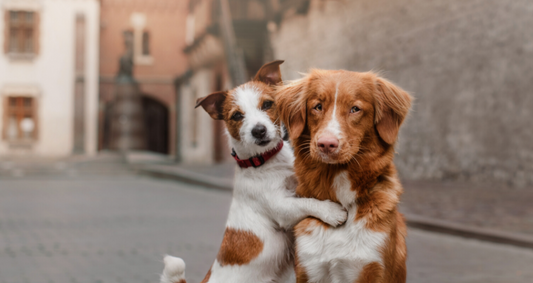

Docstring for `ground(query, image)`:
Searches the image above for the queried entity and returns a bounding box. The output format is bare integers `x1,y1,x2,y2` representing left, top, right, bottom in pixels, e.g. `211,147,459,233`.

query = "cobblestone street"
1,167,533,283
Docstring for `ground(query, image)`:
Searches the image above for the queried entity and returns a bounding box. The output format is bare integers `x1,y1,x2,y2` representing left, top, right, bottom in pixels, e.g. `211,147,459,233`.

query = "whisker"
349,154,362,170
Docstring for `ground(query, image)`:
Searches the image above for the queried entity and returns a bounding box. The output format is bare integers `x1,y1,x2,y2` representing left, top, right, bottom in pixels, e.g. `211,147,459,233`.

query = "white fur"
325,82,342,140
295,171,387,283
319,83,342,163
333,171,356,208
162,83,347,283
160,255,185,283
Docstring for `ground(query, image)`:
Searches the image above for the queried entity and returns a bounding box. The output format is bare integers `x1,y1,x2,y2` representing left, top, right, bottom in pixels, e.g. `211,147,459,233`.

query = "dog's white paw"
320,200,348,227
160,255,186,283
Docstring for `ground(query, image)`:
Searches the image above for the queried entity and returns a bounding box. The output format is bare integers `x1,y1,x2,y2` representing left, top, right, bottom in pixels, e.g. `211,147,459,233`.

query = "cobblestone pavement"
1,167,533,283
0,176,231,283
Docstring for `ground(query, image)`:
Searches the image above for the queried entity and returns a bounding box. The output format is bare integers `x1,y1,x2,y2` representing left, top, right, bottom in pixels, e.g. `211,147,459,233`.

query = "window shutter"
3,11,39,55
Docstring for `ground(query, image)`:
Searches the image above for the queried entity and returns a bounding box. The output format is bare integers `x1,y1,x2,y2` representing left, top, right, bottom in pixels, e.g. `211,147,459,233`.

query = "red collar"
231,141,284,168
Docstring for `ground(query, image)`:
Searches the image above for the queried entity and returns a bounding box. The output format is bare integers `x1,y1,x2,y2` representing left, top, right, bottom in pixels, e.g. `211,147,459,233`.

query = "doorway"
142,95,169,154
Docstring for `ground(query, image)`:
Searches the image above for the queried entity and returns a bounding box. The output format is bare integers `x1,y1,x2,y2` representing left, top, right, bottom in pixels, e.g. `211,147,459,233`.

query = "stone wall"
270,0,533,187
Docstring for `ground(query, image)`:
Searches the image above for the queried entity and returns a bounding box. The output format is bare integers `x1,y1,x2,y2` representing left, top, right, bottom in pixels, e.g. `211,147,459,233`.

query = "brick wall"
99,0,190,155
99,0,189,78
270,0,533,187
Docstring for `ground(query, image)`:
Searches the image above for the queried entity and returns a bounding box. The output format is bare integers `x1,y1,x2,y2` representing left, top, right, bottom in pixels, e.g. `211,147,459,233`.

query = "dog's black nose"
252,124,267,139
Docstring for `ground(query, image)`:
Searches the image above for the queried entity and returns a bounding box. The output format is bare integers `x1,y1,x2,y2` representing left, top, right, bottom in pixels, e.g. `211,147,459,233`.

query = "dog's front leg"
272,197,347,229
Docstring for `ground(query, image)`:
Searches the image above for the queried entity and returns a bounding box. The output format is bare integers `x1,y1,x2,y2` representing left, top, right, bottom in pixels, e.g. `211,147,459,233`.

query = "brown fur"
295,250,310,283
254,59,284,86
381,212,408,282
294,217,330,235
219,81,281,141
276,69,412,282
356,262,384,283
216,228,264,266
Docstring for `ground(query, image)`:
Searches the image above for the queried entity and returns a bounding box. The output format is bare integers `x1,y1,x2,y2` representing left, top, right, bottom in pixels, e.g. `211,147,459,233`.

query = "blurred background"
0,0,532,282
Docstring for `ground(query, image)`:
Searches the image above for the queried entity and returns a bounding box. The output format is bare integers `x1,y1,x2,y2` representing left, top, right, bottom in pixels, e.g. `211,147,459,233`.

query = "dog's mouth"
255,139,271,146
313,145,345,164
318,152,341,164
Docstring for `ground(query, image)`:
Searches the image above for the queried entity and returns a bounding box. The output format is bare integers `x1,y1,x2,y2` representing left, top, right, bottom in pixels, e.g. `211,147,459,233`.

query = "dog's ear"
276,79,307,141
254,60,284,86
374,77,413,145
195,91,228,120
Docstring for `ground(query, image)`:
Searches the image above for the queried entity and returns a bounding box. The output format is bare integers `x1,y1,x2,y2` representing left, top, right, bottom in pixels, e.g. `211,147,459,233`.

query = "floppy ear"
374,77,413,145
275,79,307,141
195,91,228,120
254,60,284,86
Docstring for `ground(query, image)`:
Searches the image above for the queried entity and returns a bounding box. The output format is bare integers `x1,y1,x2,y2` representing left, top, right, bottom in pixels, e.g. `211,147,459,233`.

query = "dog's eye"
350,106,361,113
314,103,323,111
261,100,273,110
231,112,244,121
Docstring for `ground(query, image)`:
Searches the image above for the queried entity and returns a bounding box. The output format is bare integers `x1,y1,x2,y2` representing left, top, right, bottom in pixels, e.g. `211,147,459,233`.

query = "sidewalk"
0,152,133,178
136,161,533,249
136,162,234,191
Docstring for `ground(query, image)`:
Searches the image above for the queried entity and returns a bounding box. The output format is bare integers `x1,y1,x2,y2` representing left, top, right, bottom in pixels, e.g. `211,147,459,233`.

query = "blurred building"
270,0,533,187
98,0,190,155
177,0,533,186
175,0,274,164
0,0,100,156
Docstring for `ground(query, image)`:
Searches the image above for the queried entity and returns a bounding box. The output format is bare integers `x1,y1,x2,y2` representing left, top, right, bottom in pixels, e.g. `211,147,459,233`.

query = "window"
142,31,150,56
5,11,38,54
3,97,37,141
129,13,153,65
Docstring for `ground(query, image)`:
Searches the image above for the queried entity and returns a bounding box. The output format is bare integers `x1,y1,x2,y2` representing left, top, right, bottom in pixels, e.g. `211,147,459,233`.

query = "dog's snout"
252,124,267,139
317,135,339,154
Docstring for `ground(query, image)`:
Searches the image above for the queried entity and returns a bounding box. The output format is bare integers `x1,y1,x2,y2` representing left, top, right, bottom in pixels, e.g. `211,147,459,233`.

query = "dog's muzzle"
252,124,270,146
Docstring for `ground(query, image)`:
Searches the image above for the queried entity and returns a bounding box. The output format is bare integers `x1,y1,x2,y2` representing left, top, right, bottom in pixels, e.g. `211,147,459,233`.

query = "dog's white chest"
333,171,356,208
296,172,387,283
297,214,387,283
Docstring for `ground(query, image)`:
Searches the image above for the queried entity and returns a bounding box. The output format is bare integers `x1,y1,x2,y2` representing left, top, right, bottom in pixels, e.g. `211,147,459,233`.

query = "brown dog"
276,69,412,282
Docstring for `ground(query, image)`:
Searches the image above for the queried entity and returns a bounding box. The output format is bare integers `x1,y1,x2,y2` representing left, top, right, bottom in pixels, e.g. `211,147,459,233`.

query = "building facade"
176,0,274,165
270,0,533,187
98,0,190,155
175,0,229,165
0,0,100,156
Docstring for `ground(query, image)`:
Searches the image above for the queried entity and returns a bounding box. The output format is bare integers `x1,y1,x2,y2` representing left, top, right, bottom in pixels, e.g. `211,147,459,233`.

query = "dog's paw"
320,200,348,227
160,255,186,283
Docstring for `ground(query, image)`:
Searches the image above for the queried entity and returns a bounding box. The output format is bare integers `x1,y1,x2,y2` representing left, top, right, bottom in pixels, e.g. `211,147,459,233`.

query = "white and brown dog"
160,61,348,283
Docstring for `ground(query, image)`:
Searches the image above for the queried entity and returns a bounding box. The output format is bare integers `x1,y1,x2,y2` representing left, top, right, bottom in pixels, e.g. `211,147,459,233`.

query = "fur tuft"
160,255,186,283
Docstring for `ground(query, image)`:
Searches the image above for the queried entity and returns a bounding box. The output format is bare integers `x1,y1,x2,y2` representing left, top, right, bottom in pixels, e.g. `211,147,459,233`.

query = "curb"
137,165,533,250
136,164,233,192
403,213,533,249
